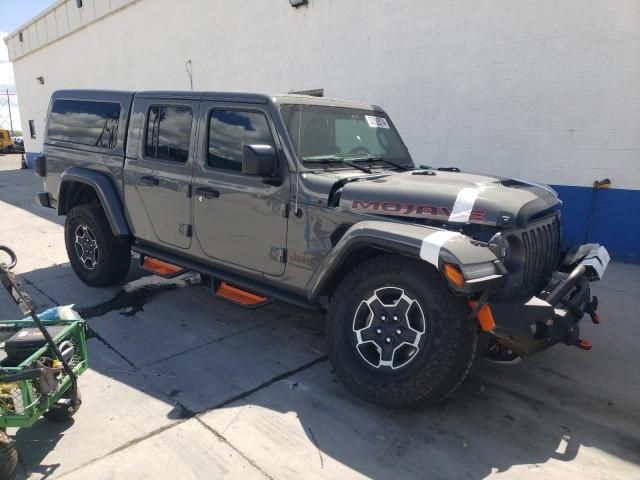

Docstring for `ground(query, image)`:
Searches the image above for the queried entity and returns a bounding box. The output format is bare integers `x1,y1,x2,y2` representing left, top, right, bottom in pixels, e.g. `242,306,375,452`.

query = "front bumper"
476,245,610,356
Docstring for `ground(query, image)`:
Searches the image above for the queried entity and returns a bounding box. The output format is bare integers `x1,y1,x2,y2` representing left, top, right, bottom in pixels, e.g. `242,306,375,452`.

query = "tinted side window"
47,99,120,148
145,106,193,163
208,110,274,171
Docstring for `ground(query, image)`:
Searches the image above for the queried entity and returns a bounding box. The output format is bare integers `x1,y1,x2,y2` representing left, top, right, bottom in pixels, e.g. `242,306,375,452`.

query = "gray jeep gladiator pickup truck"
34,89,610,408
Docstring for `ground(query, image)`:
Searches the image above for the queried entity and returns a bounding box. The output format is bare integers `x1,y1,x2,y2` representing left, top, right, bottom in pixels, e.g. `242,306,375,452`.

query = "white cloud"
0,31,21,133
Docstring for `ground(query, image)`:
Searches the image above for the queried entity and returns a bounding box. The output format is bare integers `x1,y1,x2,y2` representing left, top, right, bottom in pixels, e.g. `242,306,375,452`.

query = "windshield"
280,104,413,169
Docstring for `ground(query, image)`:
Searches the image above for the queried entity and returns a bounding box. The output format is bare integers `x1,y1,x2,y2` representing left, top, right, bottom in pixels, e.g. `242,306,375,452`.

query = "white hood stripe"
449,187,480,223
420,231,463,267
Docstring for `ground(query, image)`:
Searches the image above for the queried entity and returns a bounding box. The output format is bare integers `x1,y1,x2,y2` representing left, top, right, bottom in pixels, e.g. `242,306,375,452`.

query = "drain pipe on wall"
185,59,194,91
584,178,612,243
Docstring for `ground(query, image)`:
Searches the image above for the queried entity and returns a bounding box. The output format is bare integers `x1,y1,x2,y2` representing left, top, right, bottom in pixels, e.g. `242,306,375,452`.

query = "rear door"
131,99,198,249
192,102,289,276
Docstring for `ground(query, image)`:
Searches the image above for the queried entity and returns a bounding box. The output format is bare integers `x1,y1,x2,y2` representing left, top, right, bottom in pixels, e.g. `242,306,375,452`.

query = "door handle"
195,187,220,199
140,176,159,186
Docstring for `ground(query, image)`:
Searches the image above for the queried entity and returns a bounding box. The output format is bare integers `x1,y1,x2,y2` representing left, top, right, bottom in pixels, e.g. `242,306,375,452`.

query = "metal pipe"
0,368,46,383
545,265,586,305
6,89,14,136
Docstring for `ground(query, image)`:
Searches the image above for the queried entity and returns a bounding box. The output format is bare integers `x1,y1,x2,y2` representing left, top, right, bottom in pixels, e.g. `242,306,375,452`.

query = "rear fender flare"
58,167,131,237
307,221,498,301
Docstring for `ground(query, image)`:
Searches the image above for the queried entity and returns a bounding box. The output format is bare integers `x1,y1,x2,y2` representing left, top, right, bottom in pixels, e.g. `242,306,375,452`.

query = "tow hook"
578,339,592,350
566,326,592,351
576,296,600,350
586,296,601,324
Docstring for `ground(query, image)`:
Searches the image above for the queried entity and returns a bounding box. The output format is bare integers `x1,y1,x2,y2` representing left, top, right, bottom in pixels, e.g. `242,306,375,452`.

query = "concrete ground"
0,153,639,479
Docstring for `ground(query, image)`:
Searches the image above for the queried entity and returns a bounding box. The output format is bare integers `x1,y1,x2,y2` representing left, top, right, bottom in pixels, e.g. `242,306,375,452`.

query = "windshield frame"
276,100,414,172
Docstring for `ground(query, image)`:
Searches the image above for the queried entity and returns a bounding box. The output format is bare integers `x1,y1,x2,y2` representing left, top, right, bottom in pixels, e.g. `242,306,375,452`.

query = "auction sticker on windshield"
365,115,390,129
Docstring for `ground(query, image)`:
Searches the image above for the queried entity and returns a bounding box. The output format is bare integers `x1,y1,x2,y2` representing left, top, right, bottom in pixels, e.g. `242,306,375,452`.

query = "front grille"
521,215,561,295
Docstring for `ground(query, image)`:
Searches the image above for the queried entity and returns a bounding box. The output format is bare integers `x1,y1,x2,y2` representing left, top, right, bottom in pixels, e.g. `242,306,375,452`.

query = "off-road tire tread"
327,254,477,409
0,430,18,480
65,203,130,287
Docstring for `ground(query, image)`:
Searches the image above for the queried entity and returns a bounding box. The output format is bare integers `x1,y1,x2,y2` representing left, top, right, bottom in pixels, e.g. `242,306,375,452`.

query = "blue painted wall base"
25,151,39,169
552,185,639,264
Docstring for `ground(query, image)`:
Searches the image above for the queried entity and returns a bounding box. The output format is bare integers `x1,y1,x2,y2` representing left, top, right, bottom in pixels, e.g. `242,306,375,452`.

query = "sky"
0,0,56,132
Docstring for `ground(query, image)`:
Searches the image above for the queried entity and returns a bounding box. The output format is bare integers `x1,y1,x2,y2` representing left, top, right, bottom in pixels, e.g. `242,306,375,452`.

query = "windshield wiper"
302,155,372,174
347,155,412,171
381,158,412,171
342,159,372,173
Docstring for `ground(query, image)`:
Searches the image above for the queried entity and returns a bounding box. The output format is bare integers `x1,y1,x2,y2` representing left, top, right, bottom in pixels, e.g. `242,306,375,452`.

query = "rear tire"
327,255,477,409
0,430,18,480
65,203,130,287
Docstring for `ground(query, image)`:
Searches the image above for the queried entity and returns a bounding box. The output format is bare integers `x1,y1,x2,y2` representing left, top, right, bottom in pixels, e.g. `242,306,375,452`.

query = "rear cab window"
47,99,121,149
145,105,193,162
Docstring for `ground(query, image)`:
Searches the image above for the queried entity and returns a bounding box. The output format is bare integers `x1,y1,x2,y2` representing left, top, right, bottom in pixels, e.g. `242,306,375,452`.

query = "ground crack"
85,326,136,369
57,355,327,478
196,418,276,480
211,355,328,410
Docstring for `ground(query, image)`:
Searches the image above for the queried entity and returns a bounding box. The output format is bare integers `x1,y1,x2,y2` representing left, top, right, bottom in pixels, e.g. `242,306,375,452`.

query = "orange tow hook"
586,296,601,324
578,339,592,350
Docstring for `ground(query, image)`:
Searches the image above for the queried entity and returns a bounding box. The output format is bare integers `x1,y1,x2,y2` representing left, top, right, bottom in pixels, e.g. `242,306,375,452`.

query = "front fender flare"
306,221,500,301
58,167,131,237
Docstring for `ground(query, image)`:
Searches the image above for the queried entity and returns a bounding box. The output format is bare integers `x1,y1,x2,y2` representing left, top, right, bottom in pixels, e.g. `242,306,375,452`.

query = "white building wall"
6,0,640,190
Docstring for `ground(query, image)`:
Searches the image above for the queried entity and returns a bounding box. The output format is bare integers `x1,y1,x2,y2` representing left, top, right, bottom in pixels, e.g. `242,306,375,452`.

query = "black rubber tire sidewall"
0,430,18,480
327,254,477,409
43,390,82,422
65,203,131,287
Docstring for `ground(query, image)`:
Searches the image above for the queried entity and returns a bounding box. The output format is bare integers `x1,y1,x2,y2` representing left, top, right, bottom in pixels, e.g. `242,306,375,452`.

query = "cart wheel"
43,390,82,422
0,429,18,480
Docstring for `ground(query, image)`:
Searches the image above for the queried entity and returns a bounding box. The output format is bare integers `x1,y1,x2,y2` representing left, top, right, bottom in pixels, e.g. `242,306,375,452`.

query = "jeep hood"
336,170,561,228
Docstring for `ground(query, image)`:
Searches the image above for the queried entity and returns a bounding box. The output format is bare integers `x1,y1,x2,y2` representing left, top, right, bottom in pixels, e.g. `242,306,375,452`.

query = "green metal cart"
0,246,88,480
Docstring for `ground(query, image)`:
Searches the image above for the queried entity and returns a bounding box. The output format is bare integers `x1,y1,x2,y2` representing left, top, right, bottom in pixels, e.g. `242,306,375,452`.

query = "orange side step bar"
214,281,270,308
141,256,186,278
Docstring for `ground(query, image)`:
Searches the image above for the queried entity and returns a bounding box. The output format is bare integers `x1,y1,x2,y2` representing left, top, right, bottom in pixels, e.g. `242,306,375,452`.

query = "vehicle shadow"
7,261,640,479
0,166,63,227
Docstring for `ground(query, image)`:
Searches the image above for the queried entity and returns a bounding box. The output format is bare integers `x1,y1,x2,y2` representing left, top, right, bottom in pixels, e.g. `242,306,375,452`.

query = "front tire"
65,203,131,287
327,255,477,409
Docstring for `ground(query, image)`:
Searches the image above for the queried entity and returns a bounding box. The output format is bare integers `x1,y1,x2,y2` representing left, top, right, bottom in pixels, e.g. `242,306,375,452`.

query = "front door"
193,102,289,276
133,100,198,249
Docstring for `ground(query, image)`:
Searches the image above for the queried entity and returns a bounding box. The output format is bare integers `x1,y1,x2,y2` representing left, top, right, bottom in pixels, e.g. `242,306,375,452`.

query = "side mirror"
242,144,277,176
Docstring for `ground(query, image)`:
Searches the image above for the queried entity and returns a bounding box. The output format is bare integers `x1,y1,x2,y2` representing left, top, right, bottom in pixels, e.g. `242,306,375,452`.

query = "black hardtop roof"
50,89,381,110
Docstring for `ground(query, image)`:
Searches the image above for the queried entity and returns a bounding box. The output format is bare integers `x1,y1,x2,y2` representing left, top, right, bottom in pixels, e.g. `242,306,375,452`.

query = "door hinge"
283,203,290,218
269,247,287,263
179,224,192,237
179,183,192,198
